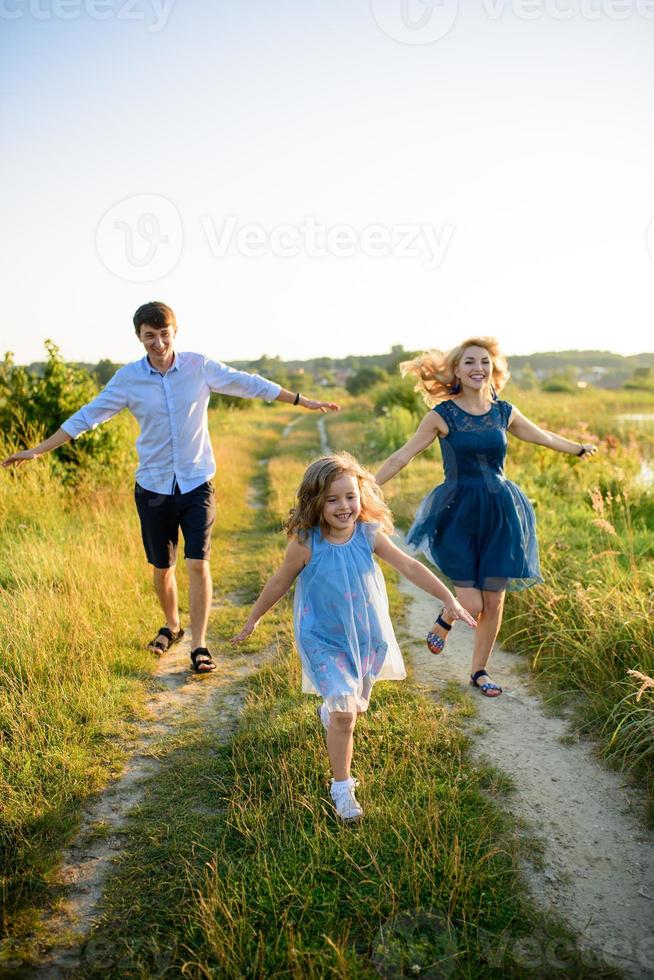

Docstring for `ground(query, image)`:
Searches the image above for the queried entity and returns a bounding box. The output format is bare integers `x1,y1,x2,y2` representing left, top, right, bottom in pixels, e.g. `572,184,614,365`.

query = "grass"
62,406,613,978
0,391,646,974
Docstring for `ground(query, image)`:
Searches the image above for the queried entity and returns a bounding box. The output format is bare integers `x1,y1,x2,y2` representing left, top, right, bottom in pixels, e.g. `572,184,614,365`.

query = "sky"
2,0,653,365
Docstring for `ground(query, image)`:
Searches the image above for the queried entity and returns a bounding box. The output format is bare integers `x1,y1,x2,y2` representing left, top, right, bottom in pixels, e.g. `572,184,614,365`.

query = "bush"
541,376,578,394
370,405,418,454
345,367,387,395
373,376,425,418
0,341,132,481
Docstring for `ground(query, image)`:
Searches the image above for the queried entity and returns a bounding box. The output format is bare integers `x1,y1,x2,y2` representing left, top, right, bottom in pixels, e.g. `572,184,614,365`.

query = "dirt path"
397,561,654,978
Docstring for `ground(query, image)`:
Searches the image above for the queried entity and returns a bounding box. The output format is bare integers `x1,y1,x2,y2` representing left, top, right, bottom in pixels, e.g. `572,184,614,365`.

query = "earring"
490,383,498,401
450,380,461,394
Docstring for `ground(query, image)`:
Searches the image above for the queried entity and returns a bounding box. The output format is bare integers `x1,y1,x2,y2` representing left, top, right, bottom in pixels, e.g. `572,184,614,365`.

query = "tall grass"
66,406,609,979
0,453,159,941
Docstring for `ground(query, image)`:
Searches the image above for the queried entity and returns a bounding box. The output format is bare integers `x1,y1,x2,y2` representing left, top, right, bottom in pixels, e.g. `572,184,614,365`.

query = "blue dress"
294,521,406,713
406,399,542,593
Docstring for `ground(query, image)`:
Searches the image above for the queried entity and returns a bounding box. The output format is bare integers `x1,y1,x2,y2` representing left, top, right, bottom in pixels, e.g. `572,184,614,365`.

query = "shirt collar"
145,351,180,375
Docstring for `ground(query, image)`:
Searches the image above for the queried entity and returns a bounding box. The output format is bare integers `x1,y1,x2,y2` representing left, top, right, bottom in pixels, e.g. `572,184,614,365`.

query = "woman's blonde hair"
400,336,510,406
284,451,394,541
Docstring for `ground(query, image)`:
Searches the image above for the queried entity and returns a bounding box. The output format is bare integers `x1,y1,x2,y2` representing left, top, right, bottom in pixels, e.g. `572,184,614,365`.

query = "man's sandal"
426,613,452,655
147,625,184,656
470,669,503,697
191,647,217,673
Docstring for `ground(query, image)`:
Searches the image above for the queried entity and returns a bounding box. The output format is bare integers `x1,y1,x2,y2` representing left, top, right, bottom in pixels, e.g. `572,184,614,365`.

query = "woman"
375,337,597,697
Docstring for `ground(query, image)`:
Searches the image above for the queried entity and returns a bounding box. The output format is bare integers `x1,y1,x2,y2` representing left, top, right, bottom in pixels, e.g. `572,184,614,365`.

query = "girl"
375,338,597,698
232,452,476,823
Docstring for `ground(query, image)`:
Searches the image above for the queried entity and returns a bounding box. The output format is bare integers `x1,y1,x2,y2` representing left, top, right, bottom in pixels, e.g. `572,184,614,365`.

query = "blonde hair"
400,336,510,406
284,451,394,541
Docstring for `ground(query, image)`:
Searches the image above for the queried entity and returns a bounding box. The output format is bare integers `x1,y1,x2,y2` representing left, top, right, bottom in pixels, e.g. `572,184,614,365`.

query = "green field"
1,386,652,976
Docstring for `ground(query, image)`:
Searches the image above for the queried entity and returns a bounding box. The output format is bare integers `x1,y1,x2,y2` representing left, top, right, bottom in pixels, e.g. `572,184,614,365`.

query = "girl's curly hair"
284,451,394,542
400,336,510,406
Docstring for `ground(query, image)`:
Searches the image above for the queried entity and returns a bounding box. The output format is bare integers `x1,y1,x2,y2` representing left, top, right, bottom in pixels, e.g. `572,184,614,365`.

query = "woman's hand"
442,598,477,628
231,619,259,644
577,443,598,460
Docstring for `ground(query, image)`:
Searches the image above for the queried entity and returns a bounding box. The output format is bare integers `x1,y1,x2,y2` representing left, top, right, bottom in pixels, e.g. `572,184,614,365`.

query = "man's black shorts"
134,481,216,568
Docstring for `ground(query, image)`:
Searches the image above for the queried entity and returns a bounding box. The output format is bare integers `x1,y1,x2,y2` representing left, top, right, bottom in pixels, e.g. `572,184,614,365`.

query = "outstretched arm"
374,532,477,627
231,538,310,642
275,389,340,414
2,428,72,467
508,407,597,459
3,370,129,469
375,411,445,486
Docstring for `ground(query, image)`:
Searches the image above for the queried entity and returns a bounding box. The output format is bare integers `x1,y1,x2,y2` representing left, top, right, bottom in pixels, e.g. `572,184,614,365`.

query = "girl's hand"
300,397,340,413
442,599,477,629
577,443,597,460
231,620,259,644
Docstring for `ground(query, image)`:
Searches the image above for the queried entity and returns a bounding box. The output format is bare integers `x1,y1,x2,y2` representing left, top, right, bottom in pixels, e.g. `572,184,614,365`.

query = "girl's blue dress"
407,399,542,593
294,521,406,713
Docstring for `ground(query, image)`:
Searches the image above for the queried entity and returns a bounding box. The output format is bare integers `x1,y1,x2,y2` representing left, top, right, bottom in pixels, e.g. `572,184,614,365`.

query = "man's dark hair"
133,301,177,335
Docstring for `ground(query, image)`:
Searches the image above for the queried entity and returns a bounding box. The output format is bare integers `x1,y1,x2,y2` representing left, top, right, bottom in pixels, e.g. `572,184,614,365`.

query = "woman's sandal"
191,647,217,673
147,625,184,656
426,613,452,655
470,669,503,697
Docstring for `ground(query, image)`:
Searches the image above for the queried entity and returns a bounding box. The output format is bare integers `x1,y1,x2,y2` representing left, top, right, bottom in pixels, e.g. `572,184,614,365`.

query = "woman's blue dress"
406,399,542,593
294,521,406,713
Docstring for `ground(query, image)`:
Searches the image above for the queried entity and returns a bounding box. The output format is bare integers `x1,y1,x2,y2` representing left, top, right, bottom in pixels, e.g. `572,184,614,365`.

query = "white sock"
331,777,353,789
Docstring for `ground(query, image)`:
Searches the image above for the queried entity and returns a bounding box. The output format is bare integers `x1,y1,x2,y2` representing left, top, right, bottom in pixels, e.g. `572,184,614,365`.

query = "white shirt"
61,352,281,494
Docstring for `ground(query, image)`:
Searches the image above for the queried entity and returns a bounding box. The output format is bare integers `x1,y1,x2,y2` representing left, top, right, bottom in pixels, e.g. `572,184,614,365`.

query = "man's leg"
179,481,216,665
152,565,181,633
186,558,212,650
134,483,181,651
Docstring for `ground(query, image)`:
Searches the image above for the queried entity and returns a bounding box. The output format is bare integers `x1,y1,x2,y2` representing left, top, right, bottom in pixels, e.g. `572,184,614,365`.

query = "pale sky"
2,0,653,365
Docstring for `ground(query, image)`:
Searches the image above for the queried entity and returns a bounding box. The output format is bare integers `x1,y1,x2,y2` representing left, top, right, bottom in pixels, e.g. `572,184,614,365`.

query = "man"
2,301,339,673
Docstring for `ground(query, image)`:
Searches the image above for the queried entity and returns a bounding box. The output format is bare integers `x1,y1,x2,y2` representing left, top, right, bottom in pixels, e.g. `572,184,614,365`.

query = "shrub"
345,366,387,395
0,341,132,481
373,376,425,418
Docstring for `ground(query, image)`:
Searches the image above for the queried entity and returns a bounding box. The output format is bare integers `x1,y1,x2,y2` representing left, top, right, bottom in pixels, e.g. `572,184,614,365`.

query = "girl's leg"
469,589,505,691
326,709,357,781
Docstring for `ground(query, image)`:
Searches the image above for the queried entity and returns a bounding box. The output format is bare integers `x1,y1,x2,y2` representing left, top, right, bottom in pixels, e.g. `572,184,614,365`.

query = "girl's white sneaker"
330,777,363,823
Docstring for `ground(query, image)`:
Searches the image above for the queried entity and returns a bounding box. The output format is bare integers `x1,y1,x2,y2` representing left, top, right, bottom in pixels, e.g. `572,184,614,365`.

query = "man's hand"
1,449,41,468
300,397,340,413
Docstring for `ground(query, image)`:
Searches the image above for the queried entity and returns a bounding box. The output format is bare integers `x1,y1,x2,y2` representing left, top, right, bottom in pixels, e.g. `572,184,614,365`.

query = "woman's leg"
429,585,484,649
326,709,357,781
469,589,505,691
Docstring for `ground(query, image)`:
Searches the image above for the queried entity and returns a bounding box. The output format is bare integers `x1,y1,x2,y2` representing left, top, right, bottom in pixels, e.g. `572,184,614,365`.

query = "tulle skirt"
406,477,542,593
